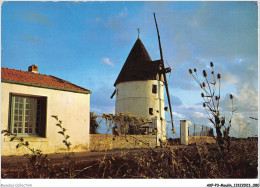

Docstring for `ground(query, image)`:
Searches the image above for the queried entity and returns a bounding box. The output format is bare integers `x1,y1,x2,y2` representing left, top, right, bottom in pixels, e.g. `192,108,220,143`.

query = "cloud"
169,104,211,127
170,95,183,106
85,17,103,24
172,112,186,120
105,7,135,46
229,113,258,137
90,86,115,114
144,2,257,98
166,1,257,136
236,88,258,112
107,19,122,31
184,2,257,59
91,106,115,115
22,11,50,25
95,17,102,22
220,58,258,116
194,112,204,118
107,8,128,31
222,72,237,84
118,8,128,18
23,34,42,43
168,61,201,91
101,57,114,66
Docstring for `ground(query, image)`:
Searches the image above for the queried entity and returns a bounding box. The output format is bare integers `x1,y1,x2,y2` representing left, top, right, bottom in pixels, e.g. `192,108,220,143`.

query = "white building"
1,65,91,155
113,38,167,143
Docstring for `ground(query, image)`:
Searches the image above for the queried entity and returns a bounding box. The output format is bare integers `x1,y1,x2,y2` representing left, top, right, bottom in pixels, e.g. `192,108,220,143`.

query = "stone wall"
188,136,216,145
89,134,156,151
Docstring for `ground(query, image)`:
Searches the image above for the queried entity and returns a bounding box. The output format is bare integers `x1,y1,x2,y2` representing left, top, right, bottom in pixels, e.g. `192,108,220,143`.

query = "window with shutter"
10,95,47,137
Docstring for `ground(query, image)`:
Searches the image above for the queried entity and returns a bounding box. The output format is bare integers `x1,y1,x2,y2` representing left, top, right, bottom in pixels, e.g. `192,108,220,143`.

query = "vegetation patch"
188,136,216,145
2,139,257,178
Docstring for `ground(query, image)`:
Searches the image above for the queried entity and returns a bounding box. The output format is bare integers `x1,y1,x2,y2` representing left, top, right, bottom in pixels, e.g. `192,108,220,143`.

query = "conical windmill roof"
114,38,162,86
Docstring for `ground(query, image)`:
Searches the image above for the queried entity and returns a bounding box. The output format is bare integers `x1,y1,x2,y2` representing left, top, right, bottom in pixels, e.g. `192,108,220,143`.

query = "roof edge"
2,79,92,94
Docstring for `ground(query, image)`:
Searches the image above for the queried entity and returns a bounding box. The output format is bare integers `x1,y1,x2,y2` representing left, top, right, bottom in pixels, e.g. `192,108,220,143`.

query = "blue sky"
1,1,258,137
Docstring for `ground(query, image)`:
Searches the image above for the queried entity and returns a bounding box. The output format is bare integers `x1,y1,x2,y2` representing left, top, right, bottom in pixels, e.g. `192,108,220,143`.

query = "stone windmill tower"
111,14,175,144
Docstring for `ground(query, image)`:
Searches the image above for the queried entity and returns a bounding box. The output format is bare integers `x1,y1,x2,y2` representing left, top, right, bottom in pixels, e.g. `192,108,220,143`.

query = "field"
1,139,258,179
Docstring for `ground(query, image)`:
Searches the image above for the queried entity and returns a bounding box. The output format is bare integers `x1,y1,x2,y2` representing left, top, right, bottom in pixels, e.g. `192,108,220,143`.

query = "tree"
101,112,148,135
90,112,149,135
189,62,235,151
90,112,100,134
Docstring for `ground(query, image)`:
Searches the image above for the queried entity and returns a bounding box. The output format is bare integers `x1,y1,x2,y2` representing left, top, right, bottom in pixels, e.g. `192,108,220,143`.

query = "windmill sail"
153,13,175,133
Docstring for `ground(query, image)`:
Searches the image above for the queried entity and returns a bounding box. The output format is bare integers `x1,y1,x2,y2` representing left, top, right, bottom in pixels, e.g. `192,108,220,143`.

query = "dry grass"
1,139,257,179
188,136,216,145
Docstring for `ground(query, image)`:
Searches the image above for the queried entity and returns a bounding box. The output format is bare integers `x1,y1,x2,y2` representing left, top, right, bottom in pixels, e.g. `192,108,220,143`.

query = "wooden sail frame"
153,13,175,133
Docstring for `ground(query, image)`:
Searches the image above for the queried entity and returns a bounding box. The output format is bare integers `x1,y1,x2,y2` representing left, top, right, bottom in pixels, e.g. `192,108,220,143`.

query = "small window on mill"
149,108,153,115
152,85,157,94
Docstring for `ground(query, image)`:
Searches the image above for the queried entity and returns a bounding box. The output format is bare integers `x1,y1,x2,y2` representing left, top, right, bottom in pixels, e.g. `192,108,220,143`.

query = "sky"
1,1,258,138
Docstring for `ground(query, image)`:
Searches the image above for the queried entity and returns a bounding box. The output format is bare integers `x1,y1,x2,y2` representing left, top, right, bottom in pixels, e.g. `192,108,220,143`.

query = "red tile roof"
1,67,91,94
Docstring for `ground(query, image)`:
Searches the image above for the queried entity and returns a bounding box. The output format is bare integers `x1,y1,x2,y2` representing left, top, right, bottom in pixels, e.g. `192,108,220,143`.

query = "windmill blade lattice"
153,13,175,133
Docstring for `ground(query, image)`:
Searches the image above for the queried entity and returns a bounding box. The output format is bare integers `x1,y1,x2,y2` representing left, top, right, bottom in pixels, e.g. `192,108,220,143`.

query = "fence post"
180,120,188,145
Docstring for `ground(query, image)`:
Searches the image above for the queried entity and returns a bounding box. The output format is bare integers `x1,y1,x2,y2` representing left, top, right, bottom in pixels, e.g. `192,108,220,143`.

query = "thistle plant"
189,62,236,151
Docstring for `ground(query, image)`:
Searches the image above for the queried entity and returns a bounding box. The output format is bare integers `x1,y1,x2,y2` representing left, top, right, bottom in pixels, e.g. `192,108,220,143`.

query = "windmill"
153,13,175,133
111,13,175,143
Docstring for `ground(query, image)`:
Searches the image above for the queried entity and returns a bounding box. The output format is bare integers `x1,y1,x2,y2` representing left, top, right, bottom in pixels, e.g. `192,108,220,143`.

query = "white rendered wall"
115,80,166,141
1,82,90,155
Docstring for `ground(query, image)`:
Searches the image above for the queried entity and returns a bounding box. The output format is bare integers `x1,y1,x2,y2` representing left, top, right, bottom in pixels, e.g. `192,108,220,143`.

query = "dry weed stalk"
189,62,236,151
